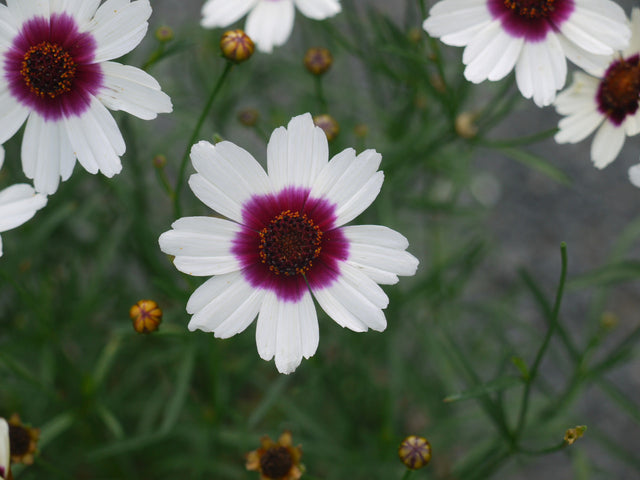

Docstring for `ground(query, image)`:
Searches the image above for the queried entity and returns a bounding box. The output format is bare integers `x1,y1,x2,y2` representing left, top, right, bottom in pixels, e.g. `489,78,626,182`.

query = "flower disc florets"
503,0,555,18
20,41,77,99
259,210,323,276
597,55,640,125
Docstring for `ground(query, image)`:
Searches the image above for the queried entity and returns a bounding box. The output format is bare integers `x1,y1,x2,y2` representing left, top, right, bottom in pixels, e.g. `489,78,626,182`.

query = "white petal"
22,115,62,195
98,62,172,120
6,0,49,23
555,111,603,144
89,0,151,63
553,71,599,115
0,418,8,475
0,89,30,144
201,0,257,28
187,272,263,338
312,262,388,332
267,113,327,191
560,0,630,56
591,121,626,169
293,0,340,20
0,5,18,49
624,111,640,137
623,8,640,58
188,140,271,224
309,148,383,226
245,0,295,53
51,0,101,23
158,216,242,276
463,24,523,83
423,0,491,47
255,290,319,372
64,99,125,177
557,34,610,77
628,163,640,188
515,33,566,107
0,145,4,170
0,184,47,232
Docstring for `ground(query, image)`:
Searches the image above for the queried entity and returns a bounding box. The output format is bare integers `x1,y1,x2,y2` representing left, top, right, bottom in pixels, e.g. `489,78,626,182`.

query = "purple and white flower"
201,0,341,53
0,0,173,194
159,113,419,374
0,418,8,480
555,8,640,170
423,0,630,107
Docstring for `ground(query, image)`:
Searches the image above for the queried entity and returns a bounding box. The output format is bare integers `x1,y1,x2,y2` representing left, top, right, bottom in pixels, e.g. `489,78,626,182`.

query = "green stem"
514,243,568,439
173,61,234,218
401,469,415,480
315,75,328,111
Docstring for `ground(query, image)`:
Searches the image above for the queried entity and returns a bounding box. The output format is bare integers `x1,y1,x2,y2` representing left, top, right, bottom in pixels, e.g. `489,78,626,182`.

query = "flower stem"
173,60,234,218
400,469,415,480
514,243,568,441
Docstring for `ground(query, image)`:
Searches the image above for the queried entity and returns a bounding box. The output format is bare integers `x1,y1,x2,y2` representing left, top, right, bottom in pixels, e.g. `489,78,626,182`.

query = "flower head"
159,113,419,373
246,431,303,480
398,435,432,470
0,148,48,258
201,0,341,53
0,0,173,194
130,299,163,334
555,8,640,170
423,0,630,106
0,419,9,480
7,415,39,466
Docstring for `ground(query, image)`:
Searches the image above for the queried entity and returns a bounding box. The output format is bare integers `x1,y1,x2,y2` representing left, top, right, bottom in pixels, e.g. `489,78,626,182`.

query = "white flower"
159,113,419,374
554,8,640,169
423,0,630,107
201,0,341,53
0,0,173,195
0,417,9,480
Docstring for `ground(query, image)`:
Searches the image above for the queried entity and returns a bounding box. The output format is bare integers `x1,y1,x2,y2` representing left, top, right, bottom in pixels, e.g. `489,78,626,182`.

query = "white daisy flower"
201,0,341,53
554,8,640,170
423,0,630,107
159,113,419,374
0,0,173,195
0,418,8,480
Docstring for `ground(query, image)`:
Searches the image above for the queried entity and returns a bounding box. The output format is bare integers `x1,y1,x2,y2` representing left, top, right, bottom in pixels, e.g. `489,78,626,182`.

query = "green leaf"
444,376,522,403
497,146,571,185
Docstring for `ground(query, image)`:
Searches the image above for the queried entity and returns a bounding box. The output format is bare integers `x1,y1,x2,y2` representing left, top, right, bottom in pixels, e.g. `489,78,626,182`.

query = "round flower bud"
238,108,260,127
353,123,369,138
7,414,40,466
313,114,339,142
303,47,333,76
130,300,163,334
455,112,478,139
220,30,254,64
398,435,431,470
155,26,174,43
153,154,167,169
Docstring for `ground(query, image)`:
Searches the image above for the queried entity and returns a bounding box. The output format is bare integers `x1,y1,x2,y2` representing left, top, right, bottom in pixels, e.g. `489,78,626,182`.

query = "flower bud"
220,30,254,63
455,112,478,139
238,108,260,127
130,300,162,334
398,435,431,470
353,124,369,138
153,154,167,169
313,114,339,142
7,414,39,466
303,47,333,76
155,26,174,43
564,425,587,446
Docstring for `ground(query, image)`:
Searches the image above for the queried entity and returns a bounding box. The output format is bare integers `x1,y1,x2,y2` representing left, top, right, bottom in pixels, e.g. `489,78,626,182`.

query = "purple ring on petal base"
232,187,350,302
488,0,575,41
4,13,103,120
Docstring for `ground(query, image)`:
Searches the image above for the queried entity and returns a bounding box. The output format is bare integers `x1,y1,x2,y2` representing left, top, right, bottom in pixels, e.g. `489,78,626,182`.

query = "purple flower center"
233,187,349,302
4,13,102,120
259,210,323,276
488,0,574,41
597,55,640,126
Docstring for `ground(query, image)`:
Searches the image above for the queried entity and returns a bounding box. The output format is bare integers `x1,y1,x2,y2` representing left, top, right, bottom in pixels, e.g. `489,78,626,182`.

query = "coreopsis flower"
0,148,48,258
246,431,303,480
201,0,341,53
555,8,640,170
159,113,419,374
0,418,9,480
0,0,173,195
423,0,630,107
6,414,39,465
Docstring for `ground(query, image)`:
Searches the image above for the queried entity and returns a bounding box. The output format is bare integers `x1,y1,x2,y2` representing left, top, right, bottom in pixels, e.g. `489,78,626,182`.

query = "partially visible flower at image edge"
555,8,640,171
159,113,419,374
0,147,48,258
423,0,630,107
0,418,9,480
6,414,39,466
246,431,303,480
0,0,173,195
201,0,341,53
